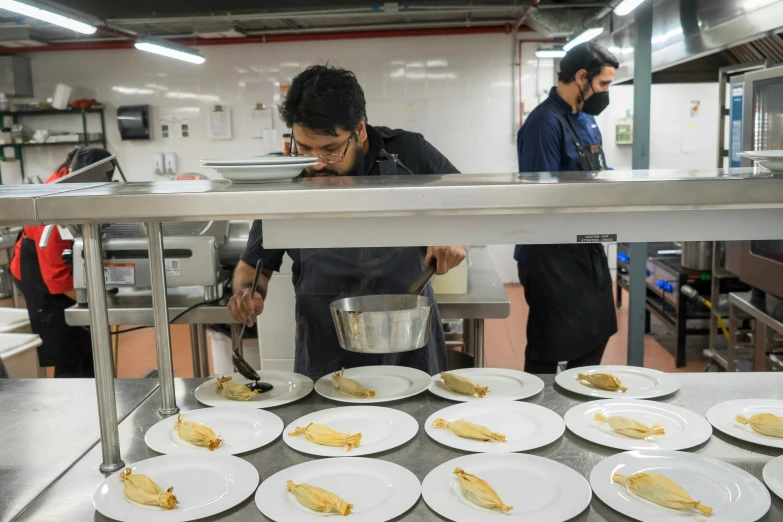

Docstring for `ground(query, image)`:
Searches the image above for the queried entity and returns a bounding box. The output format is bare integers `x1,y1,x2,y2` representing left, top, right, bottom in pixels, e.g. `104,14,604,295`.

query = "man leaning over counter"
228,65,465,381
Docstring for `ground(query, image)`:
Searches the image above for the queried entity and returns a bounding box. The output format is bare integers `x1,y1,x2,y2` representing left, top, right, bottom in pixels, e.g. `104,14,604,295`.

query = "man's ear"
357,118,368,143
574,69,588,87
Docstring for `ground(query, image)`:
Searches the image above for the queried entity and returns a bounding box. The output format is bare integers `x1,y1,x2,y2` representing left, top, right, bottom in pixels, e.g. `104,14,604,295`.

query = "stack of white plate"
200,156,318,183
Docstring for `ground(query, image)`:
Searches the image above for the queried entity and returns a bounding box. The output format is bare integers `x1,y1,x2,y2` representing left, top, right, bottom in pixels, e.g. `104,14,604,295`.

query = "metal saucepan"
330,263,437,354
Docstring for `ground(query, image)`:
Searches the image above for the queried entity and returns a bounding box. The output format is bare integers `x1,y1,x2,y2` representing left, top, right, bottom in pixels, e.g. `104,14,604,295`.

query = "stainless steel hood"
598,0,783,83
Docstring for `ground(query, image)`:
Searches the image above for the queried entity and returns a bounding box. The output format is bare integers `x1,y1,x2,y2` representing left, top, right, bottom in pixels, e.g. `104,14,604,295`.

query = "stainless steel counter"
0,378,158,522
14,373,783,521
63,247,509,326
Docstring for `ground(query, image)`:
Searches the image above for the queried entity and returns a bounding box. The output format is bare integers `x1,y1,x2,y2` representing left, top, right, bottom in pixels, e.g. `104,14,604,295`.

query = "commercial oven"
726,65,783,298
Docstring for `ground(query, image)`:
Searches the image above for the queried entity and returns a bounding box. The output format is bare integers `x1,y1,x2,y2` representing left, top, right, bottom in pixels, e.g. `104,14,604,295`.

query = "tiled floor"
2,284,709,378
485,285,709,372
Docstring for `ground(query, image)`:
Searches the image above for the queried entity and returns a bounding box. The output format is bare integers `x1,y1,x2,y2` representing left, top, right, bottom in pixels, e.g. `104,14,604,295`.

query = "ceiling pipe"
583,0,622,28
0,25,524,53
515,0,540,32
44,20,528,44
107,6,522,25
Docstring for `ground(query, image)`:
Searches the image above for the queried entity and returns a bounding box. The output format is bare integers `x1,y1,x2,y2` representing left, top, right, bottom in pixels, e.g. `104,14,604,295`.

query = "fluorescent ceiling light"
563,27,605,52
135,39,205,65
614,0,647,16
535,49,566,58
0,0,96,34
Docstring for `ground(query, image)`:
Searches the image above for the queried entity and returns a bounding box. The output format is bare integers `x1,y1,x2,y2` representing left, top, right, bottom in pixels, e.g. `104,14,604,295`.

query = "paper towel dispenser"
0,56,33,98
117,105,151,140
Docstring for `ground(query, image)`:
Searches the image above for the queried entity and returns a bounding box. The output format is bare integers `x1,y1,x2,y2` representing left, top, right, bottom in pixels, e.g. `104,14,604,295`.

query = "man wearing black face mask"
514,42,619,374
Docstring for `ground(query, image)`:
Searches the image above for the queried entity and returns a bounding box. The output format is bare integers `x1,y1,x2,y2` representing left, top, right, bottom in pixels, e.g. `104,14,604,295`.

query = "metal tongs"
234,259,273,393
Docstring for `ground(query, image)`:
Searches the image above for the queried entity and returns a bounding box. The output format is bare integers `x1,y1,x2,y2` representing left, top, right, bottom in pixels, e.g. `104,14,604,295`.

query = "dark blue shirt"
515,87,605,262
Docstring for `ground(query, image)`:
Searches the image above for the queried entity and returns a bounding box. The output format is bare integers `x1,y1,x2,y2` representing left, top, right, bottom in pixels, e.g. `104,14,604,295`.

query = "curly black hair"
279,65,367,136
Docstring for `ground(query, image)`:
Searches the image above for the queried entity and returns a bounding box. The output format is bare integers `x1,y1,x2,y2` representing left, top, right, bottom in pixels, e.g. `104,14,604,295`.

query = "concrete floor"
2,285,709,378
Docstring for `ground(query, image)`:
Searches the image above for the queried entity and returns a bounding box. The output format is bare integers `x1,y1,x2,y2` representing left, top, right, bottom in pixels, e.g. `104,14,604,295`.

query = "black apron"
292,153,447,380
13,237,94,377
524,103,618,363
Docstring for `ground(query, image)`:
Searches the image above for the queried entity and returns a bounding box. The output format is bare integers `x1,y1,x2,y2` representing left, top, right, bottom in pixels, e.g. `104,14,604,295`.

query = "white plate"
283,405,418,457
200,157,316,166
429,368,545,402
205,163,316,183
564,399,712,451
590,450,771,522
424,400,564,453
144,407,283,455
555,365,680,399
255,457,421,522
706,399,783,449
93,454,259,522
315,365,431,404
737,151,783,171
422,453,591,522
763,455,783,500
194,371,313,409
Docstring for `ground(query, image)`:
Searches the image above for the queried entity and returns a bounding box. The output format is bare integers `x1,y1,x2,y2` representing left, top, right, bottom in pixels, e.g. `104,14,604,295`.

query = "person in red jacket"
11,147,114,377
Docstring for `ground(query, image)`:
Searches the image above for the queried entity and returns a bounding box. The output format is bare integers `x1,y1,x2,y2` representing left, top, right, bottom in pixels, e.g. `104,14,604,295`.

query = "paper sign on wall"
209,106,233,140
251,103,274,138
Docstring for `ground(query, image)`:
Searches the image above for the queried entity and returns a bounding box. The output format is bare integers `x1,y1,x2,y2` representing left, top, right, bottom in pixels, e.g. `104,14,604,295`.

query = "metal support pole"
627,243,646,367
82,223,124,473
627,0,653,368
472,319,485,368
189,324,201,378
146,222,179,416
198,324,210,377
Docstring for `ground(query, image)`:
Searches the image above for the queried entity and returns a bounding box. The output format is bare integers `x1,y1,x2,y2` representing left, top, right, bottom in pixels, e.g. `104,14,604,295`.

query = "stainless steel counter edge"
0,182,109,226
63,246,510,326
13,373,783,522
31,170,783,224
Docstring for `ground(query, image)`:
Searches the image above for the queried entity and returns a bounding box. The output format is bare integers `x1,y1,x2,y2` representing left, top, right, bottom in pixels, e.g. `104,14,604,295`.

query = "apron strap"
543,102,587,157
377,149,415,176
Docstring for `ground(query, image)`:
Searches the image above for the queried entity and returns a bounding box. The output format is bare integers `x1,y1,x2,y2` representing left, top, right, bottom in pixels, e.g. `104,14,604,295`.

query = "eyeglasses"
290,132,354,164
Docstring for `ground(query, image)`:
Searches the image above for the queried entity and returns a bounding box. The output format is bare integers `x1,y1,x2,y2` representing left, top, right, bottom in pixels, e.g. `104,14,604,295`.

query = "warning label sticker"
577,234,617,243
165,259,181,277
104,263,135,285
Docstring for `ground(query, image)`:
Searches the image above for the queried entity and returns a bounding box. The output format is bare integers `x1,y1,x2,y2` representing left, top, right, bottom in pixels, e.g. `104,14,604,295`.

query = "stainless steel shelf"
25,167,783,248
0,182,109,225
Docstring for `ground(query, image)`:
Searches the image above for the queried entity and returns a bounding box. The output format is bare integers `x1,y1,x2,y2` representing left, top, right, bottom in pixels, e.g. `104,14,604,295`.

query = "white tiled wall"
596,83,720,171
4,34,520,185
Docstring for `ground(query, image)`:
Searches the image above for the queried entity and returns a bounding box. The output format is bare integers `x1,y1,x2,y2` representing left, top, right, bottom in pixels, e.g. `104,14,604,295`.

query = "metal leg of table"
728,303,738,372
12,281,20,308
82,223,125,473
189,324,201,378
627,243,647,367
230,323,242,357
462,319,485,368
147,221,179,416
473,319,485,368
198,324,210,377
675,294,687,368
754,323,767,371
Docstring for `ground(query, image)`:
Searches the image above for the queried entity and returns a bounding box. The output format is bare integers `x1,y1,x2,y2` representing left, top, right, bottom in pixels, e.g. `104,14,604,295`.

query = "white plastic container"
431,257,469,295
0,333,43,378
0,307,32,334
52,83,72,110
